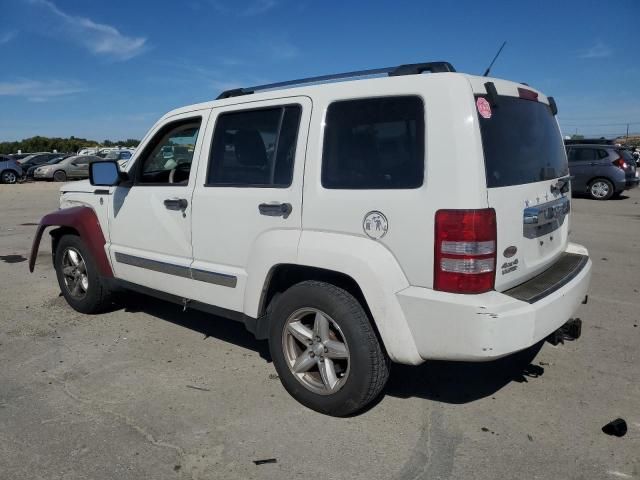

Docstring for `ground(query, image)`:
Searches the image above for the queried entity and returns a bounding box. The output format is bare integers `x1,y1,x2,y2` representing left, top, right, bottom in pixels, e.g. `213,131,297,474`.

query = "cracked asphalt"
1,181,639,479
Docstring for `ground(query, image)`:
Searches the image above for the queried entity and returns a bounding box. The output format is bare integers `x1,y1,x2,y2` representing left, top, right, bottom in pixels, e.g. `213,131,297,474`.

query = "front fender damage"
29,206,113,277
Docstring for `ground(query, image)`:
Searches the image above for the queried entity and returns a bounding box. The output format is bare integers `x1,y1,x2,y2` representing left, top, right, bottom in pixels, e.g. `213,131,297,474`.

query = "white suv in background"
31,61,592,416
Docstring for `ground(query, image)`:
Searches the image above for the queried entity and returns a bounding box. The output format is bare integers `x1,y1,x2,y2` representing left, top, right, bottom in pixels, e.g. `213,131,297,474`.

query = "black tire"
1,170,18,184
588,178,614,200
54,235,112,314
268,280,389,416
53,170,67,182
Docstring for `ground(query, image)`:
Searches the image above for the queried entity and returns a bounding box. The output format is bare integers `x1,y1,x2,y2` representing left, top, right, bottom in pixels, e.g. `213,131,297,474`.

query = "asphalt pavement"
1,181,638,479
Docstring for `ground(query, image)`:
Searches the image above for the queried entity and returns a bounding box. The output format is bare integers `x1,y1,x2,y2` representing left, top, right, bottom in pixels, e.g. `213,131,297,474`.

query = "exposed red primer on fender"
29,206,113,277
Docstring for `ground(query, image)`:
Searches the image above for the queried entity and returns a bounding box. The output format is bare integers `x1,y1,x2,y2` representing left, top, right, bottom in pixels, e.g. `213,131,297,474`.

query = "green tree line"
0,136,140,155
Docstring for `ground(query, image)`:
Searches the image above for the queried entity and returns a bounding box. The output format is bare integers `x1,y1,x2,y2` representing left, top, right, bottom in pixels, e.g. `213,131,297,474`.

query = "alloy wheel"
590,181,610,199
2,171,17,184
282,308,350,395
61,248,89,299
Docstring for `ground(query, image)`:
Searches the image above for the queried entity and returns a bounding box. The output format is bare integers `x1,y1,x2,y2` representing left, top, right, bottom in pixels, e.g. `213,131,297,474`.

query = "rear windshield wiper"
551,175,573,194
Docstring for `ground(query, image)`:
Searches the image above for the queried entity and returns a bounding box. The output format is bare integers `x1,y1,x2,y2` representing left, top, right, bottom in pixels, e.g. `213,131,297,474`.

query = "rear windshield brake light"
517,88,539,101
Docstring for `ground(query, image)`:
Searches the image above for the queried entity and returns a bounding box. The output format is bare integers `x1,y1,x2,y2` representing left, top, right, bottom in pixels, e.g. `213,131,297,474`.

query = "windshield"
477,95,568,188
46,156,65,165
19,155,38,164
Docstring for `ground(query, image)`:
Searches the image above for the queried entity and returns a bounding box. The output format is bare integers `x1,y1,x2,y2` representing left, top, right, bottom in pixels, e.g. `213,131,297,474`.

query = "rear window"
619,150,634,162
477,95,568,188
322,96,424,189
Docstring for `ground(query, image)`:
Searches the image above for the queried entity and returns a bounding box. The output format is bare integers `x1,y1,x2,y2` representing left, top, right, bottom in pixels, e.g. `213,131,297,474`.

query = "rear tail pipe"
547,318,582,346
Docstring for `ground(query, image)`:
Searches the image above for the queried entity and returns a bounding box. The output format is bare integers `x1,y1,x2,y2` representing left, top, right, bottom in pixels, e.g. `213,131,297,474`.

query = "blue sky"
1,0,639,141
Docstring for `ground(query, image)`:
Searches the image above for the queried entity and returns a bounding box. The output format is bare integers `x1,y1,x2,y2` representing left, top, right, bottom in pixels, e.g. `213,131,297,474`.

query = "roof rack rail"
216,61,456,99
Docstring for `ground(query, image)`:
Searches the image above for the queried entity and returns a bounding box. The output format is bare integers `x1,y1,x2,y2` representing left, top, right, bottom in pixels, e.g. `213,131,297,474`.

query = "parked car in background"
33,155,101,182
0,155,24,183
8,153,32,161
566,144,639,200
25,155,70,179
18,153,63,176
77,148,98,156
104,149,134,162
102,149,134,169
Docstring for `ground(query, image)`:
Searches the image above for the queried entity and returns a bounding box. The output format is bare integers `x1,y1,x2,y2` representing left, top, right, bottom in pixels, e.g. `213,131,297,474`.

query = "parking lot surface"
1,181,639,479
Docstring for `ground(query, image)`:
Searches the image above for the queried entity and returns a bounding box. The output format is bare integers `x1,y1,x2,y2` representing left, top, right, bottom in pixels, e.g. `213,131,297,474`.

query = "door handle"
164,198,188,210
259,202,292,218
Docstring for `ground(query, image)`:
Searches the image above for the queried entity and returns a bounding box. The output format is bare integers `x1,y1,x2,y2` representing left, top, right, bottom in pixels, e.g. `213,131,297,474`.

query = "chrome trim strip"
114,252,237,288
191,268,237,288
523,196,570,239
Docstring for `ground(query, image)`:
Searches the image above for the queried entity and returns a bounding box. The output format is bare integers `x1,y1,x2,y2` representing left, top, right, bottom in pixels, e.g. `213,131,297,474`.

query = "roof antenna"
483,41,507,77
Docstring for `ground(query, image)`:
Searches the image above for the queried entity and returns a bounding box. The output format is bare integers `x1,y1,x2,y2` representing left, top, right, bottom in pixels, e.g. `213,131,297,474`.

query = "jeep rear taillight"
434,209,496,294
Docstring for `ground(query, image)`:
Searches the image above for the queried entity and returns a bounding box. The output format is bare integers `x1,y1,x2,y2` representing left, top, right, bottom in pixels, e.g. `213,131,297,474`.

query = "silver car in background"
33,155,102,182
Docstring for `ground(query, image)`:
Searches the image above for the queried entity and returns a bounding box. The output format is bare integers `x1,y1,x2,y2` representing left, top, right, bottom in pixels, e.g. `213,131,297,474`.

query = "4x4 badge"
363,211,388,239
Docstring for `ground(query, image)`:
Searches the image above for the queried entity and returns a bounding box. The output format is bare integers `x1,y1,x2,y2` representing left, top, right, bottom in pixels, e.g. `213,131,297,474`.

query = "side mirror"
89,161,120,186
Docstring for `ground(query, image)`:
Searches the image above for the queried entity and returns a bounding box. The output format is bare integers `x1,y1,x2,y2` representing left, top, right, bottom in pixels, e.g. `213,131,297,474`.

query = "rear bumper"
396,242,591,362
625,177,639,189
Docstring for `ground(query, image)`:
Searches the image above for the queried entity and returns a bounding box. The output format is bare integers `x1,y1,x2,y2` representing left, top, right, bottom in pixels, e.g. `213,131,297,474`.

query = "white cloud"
28,0,147,60
242,0,278,15
265,38,299,60
0,30,17,45
0,79,87,101
211,0,278,16
579,40,612,59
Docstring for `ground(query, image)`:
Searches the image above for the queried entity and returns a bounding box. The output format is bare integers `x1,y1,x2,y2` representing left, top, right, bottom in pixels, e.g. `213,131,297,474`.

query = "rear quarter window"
321,96,425,189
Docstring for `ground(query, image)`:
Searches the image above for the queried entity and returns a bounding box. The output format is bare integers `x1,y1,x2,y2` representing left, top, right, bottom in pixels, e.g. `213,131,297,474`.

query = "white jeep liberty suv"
30,62,592,416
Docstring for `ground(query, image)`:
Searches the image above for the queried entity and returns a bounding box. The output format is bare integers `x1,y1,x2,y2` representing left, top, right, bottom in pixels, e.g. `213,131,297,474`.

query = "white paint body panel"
58,72,591,365
106,108,211,299
188,96,312,312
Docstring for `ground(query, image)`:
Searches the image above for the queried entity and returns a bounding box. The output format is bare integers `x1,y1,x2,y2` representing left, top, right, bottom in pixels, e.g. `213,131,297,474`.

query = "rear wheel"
268,280,389,416
54,235,112,313
1,170,18,184
588,178,614,200
53,170,67,182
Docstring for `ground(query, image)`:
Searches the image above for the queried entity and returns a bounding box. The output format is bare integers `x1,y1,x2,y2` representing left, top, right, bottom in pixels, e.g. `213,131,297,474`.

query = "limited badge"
476,97,492,119
363,211,388,239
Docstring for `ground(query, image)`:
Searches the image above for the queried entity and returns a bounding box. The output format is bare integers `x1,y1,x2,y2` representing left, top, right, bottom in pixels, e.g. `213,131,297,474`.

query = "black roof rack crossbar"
216,61,456,99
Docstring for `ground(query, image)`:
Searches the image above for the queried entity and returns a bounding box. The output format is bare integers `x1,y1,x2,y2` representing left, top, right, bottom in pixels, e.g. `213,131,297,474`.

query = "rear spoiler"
484,81,558,115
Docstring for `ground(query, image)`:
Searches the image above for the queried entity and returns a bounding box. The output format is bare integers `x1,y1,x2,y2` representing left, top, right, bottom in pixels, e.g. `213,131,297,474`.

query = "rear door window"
574,148,597,162
477,95,568,187
321,96,425,189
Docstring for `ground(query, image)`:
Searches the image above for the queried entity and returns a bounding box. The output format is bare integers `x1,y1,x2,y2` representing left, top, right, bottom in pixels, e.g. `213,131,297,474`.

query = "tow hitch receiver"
547,318,582,346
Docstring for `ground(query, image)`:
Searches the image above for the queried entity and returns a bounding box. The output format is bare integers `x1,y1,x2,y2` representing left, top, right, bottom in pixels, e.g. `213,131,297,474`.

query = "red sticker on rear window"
476,97,492,119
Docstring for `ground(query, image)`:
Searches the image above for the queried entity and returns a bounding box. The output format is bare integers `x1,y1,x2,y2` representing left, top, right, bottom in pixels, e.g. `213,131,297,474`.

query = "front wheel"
588,178,614,200
53,170,67,182
268,281,389,416
54,235,112,313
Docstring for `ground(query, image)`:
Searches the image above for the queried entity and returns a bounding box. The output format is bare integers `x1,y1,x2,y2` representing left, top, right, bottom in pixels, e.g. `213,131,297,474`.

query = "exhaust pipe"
547,318,582,346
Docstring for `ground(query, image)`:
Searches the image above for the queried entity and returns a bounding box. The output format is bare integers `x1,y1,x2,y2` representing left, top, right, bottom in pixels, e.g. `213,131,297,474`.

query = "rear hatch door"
619,149,638,180
475,83,570,291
